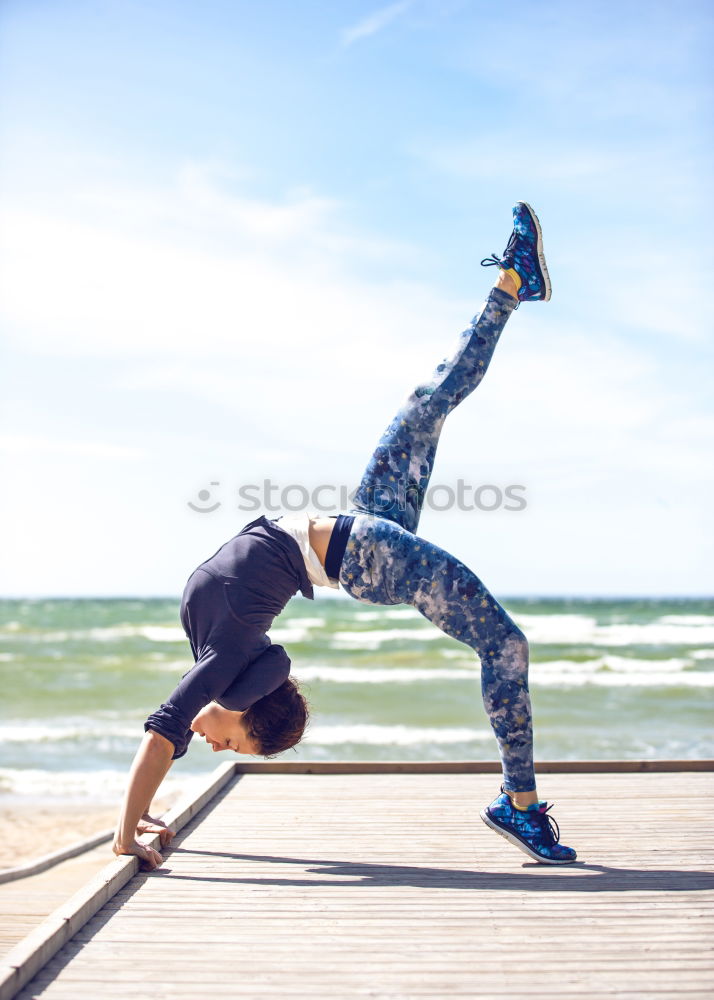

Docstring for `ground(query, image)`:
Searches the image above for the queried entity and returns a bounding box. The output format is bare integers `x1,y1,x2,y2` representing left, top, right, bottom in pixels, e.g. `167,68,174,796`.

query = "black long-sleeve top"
144,514,314,759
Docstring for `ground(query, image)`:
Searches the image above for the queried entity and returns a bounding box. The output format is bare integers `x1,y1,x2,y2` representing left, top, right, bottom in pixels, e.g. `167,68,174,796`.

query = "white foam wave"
268,627,316,643
655,615,714,626
331,628,439,649
134,626,186,642
0,767,201,800
22,621,335,647
296,655,713,688
529,655,714,686
155,659,192,673
512,613,596,642
16,625,187,643
352,609,421,622
533,655,692,675
509,614,714,647
330,616,714,650
0,721,142,743
304,724,491,746
531,670,714,688
296,665,477,684
592,624,714,646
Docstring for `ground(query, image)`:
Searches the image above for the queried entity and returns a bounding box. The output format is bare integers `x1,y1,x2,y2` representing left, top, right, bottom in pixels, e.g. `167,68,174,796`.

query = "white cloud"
0,162,706,466
0,161,711,594
0,164,453,371
0,433,146,461
341,1,412,47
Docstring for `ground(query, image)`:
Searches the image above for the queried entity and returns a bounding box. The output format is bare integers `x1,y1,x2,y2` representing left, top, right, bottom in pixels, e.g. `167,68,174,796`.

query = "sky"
0,0,712,598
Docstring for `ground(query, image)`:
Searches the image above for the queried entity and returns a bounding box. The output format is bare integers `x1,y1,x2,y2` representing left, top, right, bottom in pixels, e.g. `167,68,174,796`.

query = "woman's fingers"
136,820,176,849
158,827,175,848
114,839,163,870
139,844,163,870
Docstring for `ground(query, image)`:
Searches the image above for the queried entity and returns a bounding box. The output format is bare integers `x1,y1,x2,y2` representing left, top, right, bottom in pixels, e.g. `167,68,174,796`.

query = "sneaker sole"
518,200,552,302
479,808,576,865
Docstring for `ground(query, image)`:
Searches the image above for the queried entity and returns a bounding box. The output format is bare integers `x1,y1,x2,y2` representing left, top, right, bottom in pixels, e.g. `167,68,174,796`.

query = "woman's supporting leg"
339,514,535,793
349,285,517,535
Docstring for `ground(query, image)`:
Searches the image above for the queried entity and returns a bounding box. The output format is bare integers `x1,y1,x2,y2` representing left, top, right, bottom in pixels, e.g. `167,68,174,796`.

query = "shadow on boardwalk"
153,847,714,893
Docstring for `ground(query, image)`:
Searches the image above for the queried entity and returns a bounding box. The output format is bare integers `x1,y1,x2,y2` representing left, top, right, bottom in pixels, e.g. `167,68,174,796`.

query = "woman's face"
190,703,261,755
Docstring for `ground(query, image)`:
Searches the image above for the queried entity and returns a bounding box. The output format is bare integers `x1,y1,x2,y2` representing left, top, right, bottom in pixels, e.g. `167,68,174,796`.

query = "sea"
1,596,712,804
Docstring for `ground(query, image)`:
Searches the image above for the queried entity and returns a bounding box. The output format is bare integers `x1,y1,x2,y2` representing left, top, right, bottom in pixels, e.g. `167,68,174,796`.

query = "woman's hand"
137,814,176,849
113,838,164,871
115,730,175,869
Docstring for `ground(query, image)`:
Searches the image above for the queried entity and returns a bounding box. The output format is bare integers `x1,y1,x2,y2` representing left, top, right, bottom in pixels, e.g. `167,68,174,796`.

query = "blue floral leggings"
338,286,535,793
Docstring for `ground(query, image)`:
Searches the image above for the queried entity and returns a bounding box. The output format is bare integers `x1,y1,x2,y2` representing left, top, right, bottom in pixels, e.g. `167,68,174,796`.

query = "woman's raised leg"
349,283,516,535
348,200,551,536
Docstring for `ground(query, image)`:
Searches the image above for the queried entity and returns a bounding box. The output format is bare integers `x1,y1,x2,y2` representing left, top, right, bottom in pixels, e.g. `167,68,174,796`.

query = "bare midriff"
308,516,336,569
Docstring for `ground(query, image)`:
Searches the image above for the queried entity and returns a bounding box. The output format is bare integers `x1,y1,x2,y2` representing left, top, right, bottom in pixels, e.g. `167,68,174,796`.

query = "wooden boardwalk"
3,766,714,999
0,844,111,955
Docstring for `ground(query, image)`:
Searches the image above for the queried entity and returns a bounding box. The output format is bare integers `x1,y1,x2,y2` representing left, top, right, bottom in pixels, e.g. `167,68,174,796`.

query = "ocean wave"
533,672,714,687
4,624,188,643
533,655,692,674
289,617,326,628
268,626,321,643
529,656,714,687
4,621,333,646
655,615,714,626
6,610,712,653
296,665,477,684
327,616,714,650
515,614,714,647
296,655,713,688
330,628,441,649
304,724,491,746
352,609,421,622
0,767,201,800
0,721,142,743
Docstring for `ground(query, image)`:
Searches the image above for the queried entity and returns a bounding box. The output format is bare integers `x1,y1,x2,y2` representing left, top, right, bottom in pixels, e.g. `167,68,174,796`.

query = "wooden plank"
230,759,714,774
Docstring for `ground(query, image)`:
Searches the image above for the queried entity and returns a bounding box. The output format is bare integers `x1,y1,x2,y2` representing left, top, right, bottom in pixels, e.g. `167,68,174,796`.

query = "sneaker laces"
533,803,560,847
480,252,521,308
500,787,561,845
480,229,519,270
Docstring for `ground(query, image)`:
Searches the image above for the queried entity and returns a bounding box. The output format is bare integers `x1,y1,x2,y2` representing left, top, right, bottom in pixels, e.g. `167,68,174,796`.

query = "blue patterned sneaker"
480,787,577,864
481,201,552,302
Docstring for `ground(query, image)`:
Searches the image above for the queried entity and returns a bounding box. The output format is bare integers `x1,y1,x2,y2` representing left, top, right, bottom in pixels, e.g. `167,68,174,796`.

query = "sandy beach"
0,795,174,872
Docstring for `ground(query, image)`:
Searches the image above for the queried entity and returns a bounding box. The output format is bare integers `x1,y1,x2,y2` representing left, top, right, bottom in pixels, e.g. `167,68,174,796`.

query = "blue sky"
0,0,712,597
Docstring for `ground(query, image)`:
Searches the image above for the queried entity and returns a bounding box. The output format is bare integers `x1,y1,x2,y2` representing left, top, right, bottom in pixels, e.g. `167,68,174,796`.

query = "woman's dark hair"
242,677,309,757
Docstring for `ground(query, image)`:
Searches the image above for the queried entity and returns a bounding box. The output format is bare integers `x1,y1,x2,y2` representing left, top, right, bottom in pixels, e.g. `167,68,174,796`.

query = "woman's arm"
113,729,175,869
136,761,176,849
143,642,254,755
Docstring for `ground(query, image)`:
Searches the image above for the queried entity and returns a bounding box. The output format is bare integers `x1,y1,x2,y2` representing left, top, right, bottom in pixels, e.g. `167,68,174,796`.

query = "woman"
114,202,576,869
